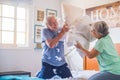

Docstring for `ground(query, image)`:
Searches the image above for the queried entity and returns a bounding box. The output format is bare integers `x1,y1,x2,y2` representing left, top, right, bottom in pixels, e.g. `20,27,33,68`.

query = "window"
0,4,28,47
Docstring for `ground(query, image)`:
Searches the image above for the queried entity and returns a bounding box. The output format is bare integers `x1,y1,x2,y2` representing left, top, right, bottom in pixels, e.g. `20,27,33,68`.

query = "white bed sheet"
71,70,99,80
46,70,99,80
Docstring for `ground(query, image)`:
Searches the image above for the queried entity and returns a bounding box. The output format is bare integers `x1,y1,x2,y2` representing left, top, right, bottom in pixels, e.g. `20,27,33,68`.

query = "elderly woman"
36,16,72,79
75,21,120,80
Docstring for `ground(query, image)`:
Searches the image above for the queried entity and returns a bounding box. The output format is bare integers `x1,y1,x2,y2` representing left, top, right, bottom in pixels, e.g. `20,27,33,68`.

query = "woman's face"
91,27,102,39
47,17,58,31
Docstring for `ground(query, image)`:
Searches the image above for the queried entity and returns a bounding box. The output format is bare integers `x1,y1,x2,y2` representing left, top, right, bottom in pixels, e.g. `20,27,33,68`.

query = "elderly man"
36,16,72,79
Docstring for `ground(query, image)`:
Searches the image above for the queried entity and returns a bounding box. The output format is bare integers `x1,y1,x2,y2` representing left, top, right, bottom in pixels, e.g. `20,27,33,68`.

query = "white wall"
34,0,62,25
62,0,120,9
0,0,62,76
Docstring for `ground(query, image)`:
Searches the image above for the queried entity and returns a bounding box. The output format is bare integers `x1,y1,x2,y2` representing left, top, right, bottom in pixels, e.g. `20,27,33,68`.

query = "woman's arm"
75,41,99,58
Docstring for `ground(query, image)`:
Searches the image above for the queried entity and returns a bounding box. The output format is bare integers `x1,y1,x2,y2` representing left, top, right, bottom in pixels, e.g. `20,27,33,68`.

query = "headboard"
84,43,120,71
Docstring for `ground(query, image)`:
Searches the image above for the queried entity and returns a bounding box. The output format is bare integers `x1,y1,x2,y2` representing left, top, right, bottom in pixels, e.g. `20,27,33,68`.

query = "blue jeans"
36,62,72,79
88,71,120,80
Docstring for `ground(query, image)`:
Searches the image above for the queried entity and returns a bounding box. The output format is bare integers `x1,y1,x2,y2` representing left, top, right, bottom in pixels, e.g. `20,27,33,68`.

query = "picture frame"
34,24,43,43
34,24,43,49
36,10,44,22
46,9,57,17
35,43,42,49
34,8,45,25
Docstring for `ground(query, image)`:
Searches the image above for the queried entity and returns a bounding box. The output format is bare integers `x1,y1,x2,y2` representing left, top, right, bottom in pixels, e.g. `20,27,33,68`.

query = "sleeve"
94,40,104,53
41,28,52,42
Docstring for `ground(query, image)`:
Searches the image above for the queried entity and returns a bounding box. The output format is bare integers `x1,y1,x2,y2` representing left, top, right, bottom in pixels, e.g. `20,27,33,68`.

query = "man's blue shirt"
41,28,66,66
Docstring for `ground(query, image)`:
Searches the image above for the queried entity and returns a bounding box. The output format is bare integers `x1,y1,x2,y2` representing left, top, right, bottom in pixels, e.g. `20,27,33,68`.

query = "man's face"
48,17,58,31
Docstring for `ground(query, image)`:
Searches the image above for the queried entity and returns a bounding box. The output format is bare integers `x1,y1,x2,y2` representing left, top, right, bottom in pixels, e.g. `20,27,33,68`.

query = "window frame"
0,4,29,49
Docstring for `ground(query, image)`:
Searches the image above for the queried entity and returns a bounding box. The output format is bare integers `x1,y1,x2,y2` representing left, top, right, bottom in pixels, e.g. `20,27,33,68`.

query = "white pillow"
62,3,83,26
62,3,96,58
65,15,95,47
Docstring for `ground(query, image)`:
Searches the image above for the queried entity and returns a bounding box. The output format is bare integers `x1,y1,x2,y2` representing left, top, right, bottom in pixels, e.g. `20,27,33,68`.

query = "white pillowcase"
62,3,83,26
62,3,96,58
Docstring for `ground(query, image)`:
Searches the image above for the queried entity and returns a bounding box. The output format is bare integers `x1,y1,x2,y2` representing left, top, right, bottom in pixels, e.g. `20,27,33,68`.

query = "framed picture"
35,43,42,49
36,10,44,22
46,9,57,17
34,8,44,25
34,25,43,43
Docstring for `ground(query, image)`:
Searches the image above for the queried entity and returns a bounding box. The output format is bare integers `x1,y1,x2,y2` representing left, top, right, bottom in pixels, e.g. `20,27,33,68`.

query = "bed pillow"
62,3,96,58
62,3,83,25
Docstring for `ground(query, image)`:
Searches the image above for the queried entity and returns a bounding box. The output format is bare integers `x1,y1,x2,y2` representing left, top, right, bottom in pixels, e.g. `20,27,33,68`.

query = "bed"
0,71,98,80
1,44,119,80
0,70,97,80
0,70,98,80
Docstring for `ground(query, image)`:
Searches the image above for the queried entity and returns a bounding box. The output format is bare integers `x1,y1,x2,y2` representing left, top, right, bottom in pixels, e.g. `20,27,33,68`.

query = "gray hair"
93,21,109,37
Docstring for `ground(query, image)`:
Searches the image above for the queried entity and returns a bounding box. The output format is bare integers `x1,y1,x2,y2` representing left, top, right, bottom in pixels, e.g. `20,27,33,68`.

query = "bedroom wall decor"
36,10,44,22
34,24,43,49
46,9,57,17
86,1,120,28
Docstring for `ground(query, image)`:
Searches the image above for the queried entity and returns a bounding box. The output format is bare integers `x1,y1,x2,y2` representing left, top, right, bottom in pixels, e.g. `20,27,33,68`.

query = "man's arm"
46,25,69,48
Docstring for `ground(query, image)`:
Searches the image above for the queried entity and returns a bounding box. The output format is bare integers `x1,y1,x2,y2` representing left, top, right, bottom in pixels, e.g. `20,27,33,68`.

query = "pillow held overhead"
62,3,83,25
